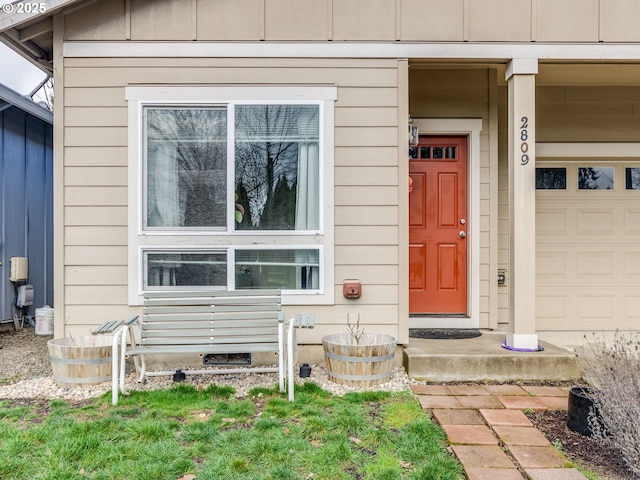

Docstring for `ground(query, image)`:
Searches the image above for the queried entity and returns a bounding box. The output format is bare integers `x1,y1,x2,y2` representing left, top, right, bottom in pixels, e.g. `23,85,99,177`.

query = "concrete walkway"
411,384,587,480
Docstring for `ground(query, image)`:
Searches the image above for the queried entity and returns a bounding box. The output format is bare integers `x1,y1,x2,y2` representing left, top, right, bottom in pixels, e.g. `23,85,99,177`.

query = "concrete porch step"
403,332,581,383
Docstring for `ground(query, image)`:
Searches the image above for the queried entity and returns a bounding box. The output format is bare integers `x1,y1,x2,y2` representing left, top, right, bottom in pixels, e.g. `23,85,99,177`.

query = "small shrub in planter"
579,331,640,476
322,313,397,387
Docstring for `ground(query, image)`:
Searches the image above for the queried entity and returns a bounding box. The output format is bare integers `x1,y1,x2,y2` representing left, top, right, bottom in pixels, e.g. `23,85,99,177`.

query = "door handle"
459,231,466,238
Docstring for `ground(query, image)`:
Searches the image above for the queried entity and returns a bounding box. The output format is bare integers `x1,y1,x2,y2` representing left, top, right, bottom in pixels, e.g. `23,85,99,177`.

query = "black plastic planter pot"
567,386,602,436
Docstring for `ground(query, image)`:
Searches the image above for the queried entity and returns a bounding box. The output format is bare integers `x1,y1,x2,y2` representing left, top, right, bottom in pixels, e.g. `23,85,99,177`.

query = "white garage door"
536,162,640,331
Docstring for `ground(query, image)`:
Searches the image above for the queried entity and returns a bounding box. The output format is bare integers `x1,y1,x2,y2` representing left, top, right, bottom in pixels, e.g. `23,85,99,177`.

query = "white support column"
505,59,539,350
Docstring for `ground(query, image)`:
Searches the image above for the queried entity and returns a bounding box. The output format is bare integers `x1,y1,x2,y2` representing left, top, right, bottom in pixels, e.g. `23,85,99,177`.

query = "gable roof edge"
0,82,52,124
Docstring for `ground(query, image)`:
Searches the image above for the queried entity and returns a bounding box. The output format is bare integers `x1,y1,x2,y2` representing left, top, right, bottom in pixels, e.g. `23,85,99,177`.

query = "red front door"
409,136,468,314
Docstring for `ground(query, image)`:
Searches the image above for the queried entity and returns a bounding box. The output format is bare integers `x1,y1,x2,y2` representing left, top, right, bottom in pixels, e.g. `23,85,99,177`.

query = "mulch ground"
526,410,634,480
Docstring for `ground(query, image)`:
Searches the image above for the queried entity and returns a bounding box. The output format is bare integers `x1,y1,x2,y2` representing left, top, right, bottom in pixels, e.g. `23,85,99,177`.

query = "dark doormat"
409,328,482,340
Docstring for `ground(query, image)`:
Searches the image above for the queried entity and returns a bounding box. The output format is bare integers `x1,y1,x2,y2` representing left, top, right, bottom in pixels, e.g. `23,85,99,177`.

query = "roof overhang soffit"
0,0,86,74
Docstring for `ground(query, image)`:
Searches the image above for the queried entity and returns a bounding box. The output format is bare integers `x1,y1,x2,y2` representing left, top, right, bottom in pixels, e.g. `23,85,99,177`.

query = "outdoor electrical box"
10,257,28,282
343,280,362,299
16,284,34,307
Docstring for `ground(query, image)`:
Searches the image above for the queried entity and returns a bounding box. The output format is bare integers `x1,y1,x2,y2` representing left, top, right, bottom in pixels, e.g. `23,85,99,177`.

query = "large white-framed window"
126,86,336,305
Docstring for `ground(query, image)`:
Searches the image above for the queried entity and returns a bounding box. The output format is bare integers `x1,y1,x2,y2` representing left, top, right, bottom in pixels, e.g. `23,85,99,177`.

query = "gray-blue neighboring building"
0,82,53,326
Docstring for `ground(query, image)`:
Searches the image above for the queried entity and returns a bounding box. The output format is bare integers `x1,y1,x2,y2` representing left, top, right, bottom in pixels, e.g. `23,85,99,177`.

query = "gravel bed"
0,326,413,401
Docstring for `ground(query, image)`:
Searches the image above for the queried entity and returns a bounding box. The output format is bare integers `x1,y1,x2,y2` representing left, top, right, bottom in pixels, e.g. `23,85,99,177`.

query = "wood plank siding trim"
53,12,66,337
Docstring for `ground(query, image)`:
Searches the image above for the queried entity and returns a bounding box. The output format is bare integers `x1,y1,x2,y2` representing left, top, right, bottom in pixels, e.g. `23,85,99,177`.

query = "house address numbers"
520,116,530,165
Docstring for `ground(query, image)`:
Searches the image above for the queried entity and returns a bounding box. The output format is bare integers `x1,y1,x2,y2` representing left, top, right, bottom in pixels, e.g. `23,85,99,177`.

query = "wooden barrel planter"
47,336,114,388
322,332,397,387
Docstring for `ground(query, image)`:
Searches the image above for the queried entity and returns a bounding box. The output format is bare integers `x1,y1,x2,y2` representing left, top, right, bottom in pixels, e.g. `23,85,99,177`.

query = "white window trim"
127,85,337,306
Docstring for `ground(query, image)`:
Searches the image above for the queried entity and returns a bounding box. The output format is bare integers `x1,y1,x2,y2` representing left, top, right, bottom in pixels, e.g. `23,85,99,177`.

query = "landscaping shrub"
579,331,640,476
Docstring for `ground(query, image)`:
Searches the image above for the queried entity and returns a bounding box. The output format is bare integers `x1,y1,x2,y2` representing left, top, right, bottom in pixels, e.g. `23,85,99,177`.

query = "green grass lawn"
0,382,463,480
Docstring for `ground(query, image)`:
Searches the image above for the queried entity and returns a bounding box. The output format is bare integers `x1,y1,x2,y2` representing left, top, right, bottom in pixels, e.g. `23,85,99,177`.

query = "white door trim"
409,118,482,329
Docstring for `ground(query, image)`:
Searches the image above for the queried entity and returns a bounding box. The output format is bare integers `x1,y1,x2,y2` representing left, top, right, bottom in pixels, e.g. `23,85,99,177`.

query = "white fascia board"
65,41,640,61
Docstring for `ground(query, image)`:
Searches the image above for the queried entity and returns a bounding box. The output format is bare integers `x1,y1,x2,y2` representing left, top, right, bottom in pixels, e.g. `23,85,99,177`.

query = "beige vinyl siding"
64,107,128,127
65,147,127,166
333,286,399,305
537,85,640,143
65,127,127,147
335,128,398,147
535,0,599,42
409,68,492,328
602,0,640,42
537,65,640,87
130,0,194,40
65,246,127,265
66,266,128,285
66,286,128,305
335,187,398,206
64,87,127,107
334,246,398,265
65,227,127,246
63,0,640,43
335,167,397,186
65,186,128,206
64,0,127,40
62,56,403,339
63,67,399,88
63,57,403,69
468,0,531,42
65,206,127,225
61,62,130,342
263,0,330,41
335,227,399,246
334,147,398,166
335,107,398,127
332,0,396,41
335,206,398,225
400,0,464,41
196,0,262,41
65,167,127,186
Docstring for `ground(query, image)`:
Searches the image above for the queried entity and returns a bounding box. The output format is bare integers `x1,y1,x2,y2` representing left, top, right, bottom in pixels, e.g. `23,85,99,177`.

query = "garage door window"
578,167,614,190
626,168,640,190
536,168,566,190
